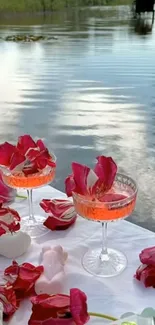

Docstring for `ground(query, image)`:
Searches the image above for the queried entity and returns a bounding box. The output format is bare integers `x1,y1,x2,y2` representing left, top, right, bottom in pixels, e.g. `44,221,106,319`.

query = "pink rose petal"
40,199,77,231
70,289,90,325
139,246,155,266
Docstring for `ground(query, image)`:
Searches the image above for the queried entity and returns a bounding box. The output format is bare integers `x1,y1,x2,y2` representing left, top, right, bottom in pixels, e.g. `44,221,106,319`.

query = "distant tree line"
0,0,131,13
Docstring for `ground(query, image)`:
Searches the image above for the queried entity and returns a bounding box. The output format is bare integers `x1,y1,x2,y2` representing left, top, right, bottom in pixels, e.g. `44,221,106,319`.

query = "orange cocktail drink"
2,167,55,189
73,174,137,222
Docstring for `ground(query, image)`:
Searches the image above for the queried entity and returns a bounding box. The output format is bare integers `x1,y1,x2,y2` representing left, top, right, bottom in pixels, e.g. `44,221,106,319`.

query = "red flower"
4,261,44,304
139,246,155,266
65,156,117,201
0,171,16,204
0,283,17,320
0,204,20,235
28,288,89,325
40,199,77,230
134,264,155,287
0,135,56,176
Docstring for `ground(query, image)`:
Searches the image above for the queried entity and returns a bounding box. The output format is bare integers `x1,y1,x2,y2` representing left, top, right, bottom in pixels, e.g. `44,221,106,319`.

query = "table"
2,185,155,324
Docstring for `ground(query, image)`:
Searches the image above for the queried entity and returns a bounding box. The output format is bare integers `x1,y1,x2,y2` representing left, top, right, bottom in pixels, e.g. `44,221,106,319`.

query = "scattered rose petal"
4,261,44,304
0,283,17,320
40,199,77,230
134,264,155,287
0,204,20,235
139,246,155,266
29,289,89,325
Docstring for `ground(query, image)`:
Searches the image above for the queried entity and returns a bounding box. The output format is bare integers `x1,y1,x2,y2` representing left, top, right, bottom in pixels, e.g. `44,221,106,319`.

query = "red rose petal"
23,164,38,176
36,139,46,151
65,156,117,200
0,284,17,320
0,135,56,174
94,156,117,194
99,193,127,202
139,246,155,266
26,148,41,161
29,294,71,324
0,171,16,204
0,142,16,166
31,294,70,309
70,288,90,325
5,261,19,284
4,262,44,304
0,206,21,235
17,135,36,155
65,175,77,197
135,264,155,287
29,317,74,325
40,199,77,231
43,215,76,231
10,151,26,171
72,163,97,196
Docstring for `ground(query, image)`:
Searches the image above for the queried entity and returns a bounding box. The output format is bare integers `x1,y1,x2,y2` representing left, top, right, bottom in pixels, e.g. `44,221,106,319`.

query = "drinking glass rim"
72,173,138,207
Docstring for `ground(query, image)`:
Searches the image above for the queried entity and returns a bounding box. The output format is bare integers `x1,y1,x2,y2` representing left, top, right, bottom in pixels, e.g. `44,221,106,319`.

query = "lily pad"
4,35,57,42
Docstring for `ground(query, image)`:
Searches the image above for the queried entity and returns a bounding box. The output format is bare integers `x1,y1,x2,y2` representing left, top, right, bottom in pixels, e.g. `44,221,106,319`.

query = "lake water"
0,6,155,230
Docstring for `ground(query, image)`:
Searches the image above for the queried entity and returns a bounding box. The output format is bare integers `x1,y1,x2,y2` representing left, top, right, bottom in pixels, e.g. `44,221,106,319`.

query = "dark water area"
0,6,155,230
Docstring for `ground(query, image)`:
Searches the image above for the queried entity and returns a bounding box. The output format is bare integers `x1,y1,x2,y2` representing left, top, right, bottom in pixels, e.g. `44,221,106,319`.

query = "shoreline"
0,2,131,17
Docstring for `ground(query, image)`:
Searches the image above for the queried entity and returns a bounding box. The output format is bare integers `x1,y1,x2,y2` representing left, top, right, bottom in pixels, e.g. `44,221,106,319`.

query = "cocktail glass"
1,153,56,238
73,173,137,277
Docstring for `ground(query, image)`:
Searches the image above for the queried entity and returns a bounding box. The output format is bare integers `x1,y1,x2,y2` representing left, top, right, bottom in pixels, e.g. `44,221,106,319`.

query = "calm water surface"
0,6,155,230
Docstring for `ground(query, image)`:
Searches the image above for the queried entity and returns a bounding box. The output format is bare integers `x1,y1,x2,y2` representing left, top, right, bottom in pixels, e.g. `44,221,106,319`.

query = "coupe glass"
73,173,137,277
1,153,56,238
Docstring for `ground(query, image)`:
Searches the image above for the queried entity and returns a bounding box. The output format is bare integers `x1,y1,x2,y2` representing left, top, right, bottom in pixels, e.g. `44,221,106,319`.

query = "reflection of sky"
1,7,155,228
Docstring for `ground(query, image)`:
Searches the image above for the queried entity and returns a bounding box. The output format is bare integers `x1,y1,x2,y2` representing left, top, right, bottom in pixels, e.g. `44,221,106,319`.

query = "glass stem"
27,189,36,224
100,222,109,261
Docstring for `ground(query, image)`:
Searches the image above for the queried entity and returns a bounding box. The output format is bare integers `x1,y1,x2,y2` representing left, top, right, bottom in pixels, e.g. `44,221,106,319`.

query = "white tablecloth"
2,186,155,324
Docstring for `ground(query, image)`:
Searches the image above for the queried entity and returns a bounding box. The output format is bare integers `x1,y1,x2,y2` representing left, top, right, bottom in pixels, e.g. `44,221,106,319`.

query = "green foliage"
0,0,132,13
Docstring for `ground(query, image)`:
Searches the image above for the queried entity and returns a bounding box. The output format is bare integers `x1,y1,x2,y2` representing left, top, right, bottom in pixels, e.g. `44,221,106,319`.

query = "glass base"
21,215,50,239
82,247,127,277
